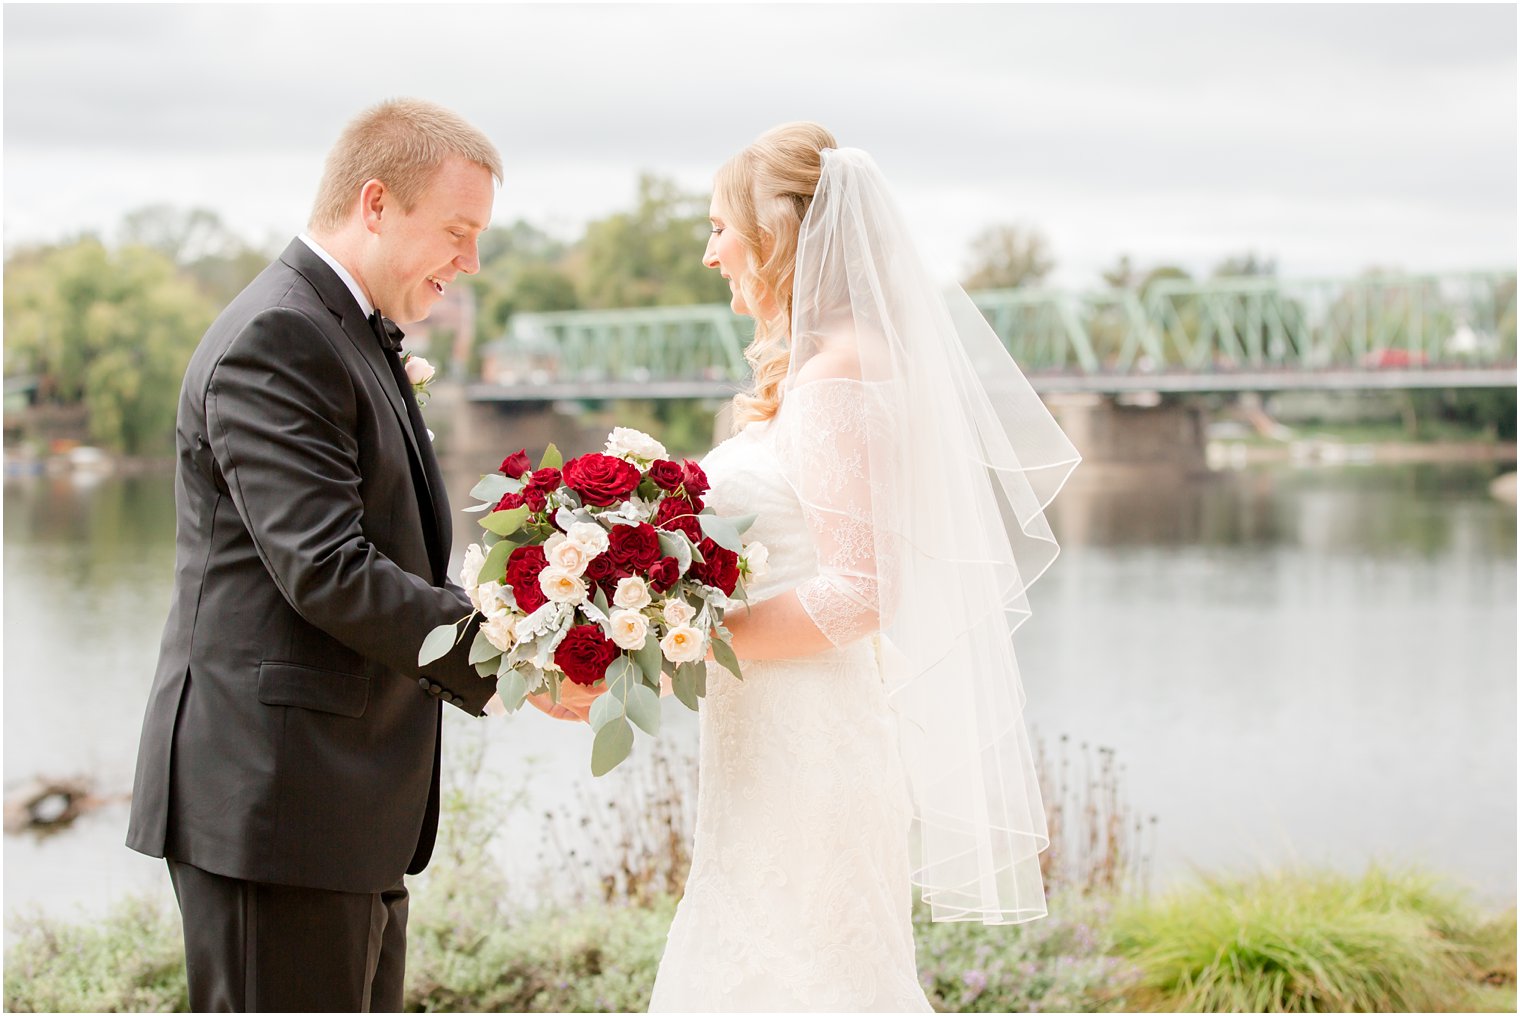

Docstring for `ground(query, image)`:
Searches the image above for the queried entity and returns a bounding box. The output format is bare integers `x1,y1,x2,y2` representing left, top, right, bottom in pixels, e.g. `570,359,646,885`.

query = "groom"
126,99,501,1012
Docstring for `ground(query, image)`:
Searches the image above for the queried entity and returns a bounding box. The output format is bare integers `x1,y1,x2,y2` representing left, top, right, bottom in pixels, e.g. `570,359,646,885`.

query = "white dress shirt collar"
297,233,374,320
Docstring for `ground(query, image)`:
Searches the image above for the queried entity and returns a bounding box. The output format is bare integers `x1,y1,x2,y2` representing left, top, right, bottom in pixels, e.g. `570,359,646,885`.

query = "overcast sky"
4,3,1515,288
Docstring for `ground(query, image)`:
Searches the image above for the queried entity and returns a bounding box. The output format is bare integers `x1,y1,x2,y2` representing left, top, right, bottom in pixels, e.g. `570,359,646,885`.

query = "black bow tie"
368,311,405,353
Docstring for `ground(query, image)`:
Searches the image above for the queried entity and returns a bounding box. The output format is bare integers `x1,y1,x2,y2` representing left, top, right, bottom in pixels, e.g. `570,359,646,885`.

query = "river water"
3,455,1515,937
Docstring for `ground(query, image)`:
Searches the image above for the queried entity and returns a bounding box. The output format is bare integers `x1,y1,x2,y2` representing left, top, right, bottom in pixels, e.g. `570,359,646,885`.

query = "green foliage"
1111,865,1502,1012
4,238,217,454
1406,387,1517,441
962,223,1055,291
577,174,731,310
3,895,189,1013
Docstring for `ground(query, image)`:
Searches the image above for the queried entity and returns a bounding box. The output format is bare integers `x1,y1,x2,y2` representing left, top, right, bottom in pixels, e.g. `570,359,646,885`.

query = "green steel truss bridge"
469,271,1516,402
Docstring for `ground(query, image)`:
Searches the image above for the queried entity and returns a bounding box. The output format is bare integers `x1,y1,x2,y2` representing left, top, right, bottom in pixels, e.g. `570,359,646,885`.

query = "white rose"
460,544,487,598
481,613,518,653
743,541,770,579
566,521,610,556
660,624,706,664
539,567,588,605
608,609,649,651
404,355,435,386
476,580,514,619
612,576,651,611
604,426,668,464
662,598,695,627
544,533,591,577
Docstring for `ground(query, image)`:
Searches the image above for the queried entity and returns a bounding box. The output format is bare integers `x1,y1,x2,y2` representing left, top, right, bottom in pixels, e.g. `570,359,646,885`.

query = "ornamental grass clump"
1111,865,1500,1012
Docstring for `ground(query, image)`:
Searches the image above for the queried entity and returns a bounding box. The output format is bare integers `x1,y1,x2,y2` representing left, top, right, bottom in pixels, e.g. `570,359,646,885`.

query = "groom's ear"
360,178,388,233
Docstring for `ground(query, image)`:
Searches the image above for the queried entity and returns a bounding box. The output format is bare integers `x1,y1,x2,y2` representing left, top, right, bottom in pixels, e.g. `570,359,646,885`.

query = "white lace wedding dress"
648,390,933,1012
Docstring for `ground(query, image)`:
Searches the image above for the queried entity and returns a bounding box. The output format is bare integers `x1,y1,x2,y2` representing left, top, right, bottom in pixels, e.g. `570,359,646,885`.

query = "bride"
638,123,1082,1010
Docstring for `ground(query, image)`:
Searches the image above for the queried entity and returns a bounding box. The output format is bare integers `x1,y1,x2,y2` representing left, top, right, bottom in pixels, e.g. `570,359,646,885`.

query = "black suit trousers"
167,859,408,1012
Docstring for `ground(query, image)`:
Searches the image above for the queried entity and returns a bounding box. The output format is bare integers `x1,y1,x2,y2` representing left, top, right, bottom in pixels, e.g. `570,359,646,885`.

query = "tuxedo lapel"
278,239,448,579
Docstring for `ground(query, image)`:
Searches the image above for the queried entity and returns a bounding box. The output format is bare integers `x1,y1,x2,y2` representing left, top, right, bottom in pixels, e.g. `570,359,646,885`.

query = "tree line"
3,179,1509,454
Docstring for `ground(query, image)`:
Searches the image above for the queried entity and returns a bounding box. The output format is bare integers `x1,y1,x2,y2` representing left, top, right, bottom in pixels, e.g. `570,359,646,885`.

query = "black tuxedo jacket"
127,239,493,893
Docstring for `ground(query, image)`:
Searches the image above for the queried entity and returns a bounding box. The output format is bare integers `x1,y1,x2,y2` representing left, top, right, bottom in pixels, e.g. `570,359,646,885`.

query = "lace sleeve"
779,379,885,648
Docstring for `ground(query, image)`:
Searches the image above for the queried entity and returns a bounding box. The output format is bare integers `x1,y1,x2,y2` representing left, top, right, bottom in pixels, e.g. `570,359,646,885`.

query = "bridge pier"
1047,393,1208,474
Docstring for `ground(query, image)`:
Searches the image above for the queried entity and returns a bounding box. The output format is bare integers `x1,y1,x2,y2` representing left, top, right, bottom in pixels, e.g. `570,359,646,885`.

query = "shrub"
1111,865,1500,1012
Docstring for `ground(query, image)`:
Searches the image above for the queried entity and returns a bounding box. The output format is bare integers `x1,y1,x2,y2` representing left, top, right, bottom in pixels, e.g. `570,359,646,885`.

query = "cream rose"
481,613,518,653
476,580,514,619
660,624,706,664
403,355,435,386
544,533,592,577
604,426,668,464
662,598,695,627
565,521,610,557
539,567,588,605
612,576,652,611
608,609,650,651
460,544,487,596
743,541,770,579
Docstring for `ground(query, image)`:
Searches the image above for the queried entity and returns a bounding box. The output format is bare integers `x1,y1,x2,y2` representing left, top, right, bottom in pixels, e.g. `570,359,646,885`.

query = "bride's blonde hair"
714,121,838,430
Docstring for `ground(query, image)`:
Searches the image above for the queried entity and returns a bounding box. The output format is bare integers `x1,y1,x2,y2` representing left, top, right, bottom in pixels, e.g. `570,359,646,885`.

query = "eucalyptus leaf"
592,585,611,616
671,665,699,711
478,539,514,586
625,682,661,736
632,637,663,685
468,629,499,666
418,622,461,666
682,532,706,565
497,670,528,712
603,656,639,702
474,658,498,679
657,531,693,572
590,717,634,776
539,443,563,470
698,513,743,553
589,690,623,732
711,637,743,681
470,473,520,504
728,512,758,534
481,505,531,536
462,502,494,513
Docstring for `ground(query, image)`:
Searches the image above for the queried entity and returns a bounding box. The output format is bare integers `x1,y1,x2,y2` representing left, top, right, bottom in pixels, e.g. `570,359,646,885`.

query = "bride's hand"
527,678,607,723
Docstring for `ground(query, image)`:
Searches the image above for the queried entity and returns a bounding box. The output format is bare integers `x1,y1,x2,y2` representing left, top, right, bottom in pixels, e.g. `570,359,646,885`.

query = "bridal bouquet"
420,427,765,775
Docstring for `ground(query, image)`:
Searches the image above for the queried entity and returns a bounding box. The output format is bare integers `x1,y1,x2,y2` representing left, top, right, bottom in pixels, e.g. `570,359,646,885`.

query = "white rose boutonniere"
402,353,436,405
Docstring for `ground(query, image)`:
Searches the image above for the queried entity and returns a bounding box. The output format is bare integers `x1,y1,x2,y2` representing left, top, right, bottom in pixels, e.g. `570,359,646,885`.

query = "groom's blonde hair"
309,98,502,232
714,121,837,429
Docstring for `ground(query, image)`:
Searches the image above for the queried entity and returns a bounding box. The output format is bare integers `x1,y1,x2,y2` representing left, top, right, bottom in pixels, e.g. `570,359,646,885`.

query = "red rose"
554,624,620,686
528,467,561,491
608,522,661,572
505,545,548,612
653,497,702,543
523,487,548,514
500,449,532,477
585,552,616,583
494,490,525,513
682,460,710,500
648,555,681,593
647,459,685,492
562,453,642,507
693,537,740,595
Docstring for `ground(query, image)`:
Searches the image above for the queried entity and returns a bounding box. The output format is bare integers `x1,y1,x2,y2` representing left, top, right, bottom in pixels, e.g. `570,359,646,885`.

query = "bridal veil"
766,148,1081,923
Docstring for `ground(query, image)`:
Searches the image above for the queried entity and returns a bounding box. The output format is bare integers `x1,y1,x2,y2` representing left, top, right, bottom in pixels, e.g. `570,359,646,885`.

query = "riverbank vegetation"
5,736,1512,1013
